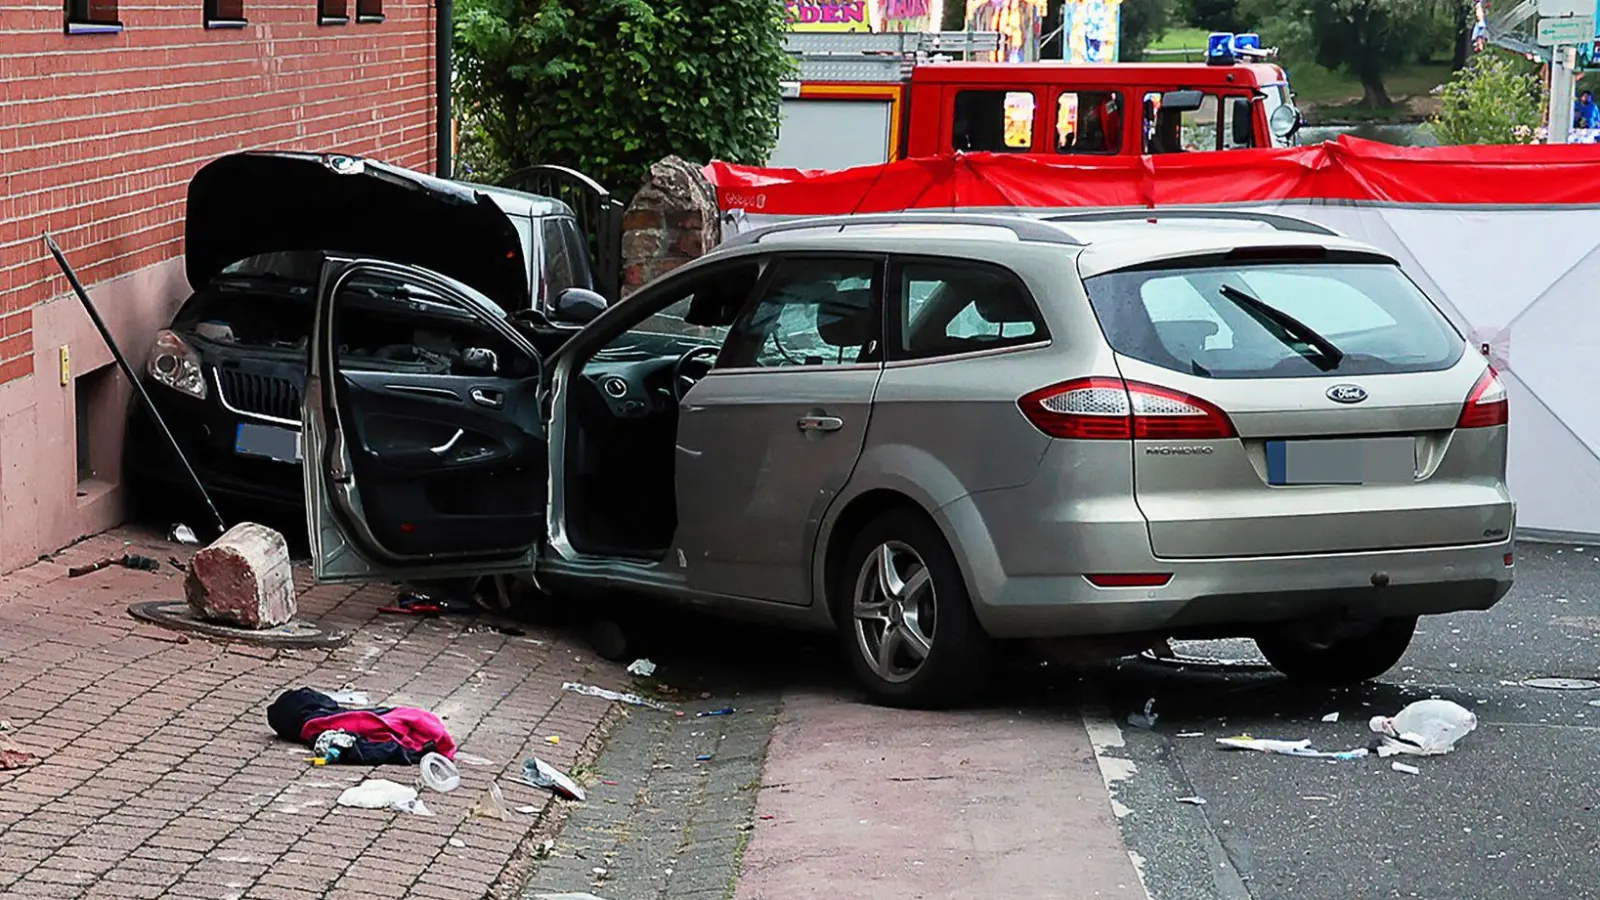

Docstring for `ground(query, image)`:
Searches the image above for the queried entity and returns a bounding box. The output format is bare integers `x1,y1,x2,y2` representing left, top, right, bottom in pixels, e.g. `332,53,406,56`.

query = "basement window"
205,0,246,28
356,0,382,22
318,0,347,25
65,0,122,34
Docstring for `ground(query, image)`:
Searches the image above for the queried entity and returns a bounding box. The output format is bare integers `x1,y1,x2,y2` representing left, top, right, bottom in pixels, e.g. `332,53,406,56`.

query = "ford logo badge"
1327,384,1368,404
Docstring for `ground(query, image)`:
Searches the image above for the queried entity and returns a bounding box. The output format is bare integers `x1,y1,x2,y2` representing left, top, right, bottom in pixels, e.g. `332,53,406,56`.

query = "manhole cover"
128,600,350,649
1520,677,1600,691
1139,638,1273,671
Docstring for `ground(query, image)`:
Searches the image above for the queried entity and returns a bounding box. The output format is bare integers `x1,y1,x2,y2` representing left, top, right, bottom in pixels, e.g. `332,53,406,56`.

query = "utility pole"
1536,2,1591,144
1548,44,1576,143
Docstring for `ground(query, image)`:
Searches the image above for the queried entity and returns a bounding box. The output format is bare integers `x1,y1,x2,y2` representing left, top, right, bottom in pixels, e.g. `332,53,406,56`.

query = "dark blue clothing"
1575,99,1600,129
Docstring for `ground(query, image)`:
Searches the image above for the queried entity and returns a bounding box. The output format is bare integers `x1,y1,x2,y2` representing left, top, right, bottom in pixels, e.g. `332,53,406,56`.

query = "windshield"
218,251,322,282
1083,261,1464,379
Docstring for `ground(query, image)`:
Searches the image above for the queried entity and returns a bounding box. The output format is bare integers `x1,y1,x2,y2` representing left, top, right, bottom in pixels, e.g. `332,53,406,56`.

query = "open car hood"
186,152,530,310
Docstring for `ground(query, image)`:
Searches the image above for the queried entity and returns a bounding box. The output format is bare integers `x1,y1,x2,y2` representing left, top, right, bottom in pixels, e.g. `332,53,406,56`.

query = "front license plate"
1265,437,1415,486
235,423,302,464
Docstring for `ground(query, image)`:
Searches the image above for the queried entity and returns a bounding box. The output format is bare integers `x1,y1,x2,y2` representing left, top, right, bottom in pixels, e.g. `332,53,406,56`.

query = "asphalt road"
1089,541,1600,900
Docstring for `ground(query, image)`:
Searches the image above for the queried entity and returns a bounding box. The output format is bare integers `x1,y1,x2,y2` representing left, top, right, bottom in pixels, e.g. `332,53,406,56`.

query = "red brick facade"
0,0,439,386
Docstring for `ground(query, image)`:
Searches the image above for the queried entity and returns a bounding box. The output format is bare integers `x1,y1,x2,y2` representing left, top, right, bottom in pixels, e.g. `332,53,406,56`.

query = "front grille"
215,368,302,422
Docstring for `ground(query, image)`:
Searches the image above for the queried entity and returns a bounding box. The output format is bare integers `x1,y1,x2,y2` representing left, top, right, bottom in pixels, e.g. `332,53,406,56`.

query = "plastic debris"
336,779,434,816
523,757,586,801
1391,762,1421,775
546,735,560,745
695,754,713,761
0,734,37,770
697,707,735,718
170,524,199,545
1127,698,1158,729
1175,731,1205,738
515,805,540,814
626,659,657,677
311,730,357,765
1369,699,1478,755
324,690,371,707
1530,674,1596,690
449,838,466,848
561,681,671,711
420,753,461,793
1321,712,1340,723
68,553,161,577
1176,796,1207,805
1216,736,1369,760
468,782,514,822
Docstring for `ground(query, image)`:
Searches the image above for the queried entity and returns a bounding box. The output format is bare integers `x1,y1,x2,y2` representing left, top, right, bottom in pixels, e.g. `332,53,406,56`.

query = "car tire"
1255,616,1417,685
836,509,992,709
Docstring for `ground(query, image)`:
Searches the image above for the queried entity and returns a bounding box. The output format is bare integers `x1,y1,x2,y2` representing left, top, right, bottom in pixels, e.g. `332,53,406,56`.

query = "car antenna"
43,234,228,539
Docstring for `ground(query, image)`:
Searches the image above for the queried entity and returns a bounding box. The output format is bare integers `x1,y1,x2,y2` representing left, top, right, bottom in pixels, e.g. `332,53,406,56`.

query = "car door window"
540,216,594,295
952,90,1036,152
333,272,533,378
1055,91,1123,154
896,259,1047,360
719,257,882,369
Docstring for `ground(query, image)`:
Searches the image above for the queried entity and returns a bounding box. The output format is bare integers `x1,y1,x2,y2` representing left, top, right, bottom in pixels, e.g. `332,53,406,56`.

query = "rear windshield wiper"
1217,283,1344,371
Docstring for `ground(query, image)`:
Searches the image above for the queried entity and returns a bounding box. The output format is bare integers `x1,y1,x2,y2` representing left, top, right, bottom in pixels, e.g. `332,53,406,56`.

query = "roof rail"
1043,209,1342,237
721,213,1083,249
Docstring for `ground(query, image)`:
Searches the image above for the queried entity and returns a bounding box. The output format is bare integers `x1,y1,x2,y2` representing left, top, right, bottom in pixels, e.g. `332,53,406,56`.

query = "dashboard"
579,336,719,419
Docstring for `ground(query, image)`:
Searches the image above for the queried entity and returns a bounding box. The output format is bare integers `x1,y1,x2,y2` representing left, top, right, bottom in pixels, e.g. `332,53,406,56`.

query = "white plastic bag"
337,779,435,816
1369,699,1477,756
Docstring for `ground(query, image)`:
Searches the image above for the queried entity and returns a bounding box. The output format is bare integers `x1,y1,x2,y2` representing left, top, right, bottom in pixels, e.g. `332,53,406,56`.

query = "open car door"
302,257,547,583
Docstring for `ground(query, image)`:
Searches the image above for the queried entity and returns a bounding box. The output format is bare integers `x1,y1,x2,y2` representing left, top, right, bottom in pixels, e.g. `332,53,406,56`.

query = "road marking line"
1081,702,1155,900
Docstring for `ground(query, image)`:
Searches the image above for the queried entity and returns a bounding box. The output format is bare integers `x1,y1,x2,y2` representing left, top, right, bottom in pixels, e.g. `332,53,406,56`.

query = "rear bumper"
938,489,1515,640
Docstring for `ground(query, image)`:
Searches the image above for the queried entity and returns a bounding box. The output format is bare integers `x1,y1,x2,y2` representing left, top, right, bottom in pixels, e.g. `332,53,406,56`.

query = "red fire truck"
772,31,1305,171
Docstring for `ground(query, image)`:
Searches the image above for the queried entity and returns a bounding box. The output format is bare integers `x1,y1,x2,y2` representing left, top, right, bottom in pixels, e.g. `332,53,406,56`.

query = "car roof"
717,213,1394,277
466,181,578,218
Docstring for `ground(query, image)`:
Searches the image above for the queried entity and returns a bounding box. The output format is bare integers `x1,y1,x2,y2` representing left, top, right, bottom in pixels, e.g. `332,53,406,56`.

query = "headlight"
147,330,207,400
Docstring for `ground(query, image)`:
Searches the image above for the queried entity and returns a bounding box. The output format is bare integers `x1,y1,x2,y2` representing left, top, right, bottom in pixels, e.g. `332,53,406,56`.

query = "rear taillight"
1019,377,1236,440
1457,368,1508,429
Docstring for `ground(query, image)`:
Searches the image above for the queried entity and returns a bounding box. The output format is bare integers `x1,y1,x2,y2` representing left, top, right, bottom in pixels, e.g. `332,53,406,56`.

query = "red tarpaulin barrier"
704,136,1600,213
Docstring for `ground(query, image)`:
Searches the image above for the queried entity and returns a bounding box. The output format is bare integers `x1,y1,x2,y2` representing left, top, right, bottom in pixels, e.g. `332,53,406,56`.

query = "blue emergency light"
1207,32,1236,65
1234,33,1261,53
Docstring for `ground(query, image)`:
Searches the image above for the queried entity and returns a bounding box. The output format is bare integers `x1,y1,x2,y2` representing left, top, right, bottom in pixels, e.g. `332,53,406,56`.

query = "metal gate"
498,165,625,301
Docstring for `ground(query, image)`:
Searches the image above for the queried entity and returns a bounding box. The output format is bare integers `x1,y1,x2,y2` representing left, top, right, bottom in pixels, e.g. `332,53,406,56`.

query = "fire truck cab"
771,31,1304,171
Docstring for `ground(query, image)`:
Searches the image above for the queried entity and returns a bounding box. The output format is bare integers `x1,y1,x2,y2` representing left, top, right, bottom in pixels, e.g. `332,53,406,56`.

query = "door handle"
797,415,844,433
470,388,505,409
430,429,465,457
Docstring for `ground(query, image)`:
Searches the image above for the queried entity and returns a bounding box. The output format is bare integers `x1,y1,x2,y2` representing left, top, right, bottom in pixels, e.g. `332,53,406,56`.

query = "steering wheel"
672,345,720,401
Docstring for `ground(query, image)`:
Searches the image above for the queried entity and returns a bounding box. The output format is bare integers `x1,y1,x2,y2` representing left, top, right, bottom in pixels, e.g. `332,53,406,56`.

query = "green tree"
1239,0,1451,109
454,0,793,191
1431,51,1544,145
1120,0,1174,60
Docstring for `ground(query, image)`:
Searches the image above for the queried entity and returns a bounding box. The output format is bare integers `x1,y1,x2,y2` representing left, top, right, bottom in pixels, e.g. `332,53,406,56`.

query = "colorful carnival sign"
965,0,1045,62
786,0,871,31
1062,0,1121,62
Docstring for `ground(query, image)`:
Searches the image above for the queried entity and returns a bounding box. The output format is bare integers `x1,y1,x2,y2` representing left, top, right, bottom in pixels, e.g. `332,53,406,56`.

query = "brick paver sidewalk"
0,527,628,900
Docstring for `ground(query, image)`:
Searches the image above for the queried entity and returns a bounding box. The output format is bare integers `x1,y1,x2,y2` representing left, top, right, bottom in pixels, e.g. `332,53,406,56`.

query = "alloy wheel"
852,541,937,684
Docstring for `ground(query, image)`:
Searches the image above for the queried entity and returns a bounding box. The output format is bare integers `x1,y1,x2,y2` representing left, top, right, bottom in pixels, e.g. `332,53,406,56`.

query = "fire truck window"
1055,91,1122,154
1224,96,1256,149
952,90,1035,153
1142,91,1225,154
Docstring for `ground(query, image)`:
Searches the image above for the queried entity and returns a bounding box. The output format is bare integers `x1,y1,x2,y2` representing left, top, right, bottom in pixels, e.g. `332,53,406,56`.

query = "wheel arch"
816,487,957,630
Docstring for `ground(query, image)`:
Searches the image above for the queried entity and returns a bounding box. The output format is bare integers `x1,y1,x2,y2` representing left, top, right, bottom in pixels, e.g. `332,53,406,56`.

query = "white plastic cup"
419,752,461,793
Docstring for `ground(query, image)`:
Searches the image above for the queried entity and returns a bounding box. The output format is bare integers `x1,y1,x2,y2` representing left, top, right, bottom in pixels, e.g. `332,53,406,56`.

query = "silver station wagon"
298,209,1515,708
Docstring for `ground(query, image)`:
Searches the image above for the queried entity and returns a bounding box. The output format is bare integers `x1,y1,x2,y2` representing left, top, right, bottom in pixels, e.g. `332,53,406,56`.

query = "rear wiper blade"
1218,283,1344,371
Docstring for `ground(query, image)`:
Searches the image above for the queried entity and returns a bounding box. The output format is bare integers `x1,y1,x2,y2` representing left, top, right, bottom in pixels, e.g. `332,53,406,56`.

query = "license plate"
235,423,302,464
1265,437,1415,486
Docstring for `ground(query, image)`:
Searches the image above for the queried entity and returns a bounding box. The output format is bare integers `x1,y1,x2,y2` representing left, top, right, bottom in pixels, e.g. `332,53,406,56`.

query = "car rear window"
1082,262,1464,379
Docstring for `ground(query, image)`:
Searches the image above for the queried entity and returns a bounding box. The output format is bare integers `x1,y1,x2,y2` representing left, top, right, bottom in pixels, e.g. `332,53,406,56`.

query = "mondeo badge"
1326,384,1368,404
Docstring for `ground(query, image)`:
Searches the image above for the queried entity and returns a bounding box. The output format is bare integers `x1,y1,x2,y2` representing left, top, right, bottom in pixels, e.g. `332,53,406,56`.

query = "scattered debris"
495,625,528,637
311,730,357,765
448,838,467,848
515,805,540,814
420,753,461,793
1369,699,1477,755
1301,795,1332,801
325,690,371,706
336,779,434,816
170,524,200,545
69,552,162,578
697,707,735,718
1127,698,1158,729
1216,736,1369,760
1391,762,1421,775
1520,677,1600,691
0,734,37,769
695,754,713,761
561,681,672,711
545,735,561,745
1176,796,1207,805
759,814,775,820
1321,712,1340,723
468,783,514,822
167,557,189,573
455,751,495,766
591,867,609,877
601,780,619,786
1175,731,1205,738
523,757,586,801
626,659,657,677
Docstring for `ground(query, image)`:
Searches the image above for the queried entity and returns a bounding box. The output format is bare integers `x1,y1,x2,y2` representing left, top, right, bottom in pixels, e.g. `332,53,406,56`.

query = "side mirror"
1232,98,1255,146
1160,89,1205,114
552,287,607,326
1270,104,1302,139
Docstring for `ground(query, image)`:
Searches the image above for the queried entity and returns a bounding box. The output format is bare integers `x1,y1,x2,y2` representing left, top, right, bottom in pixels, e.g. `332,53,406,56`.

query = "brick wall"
0,0,439,386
